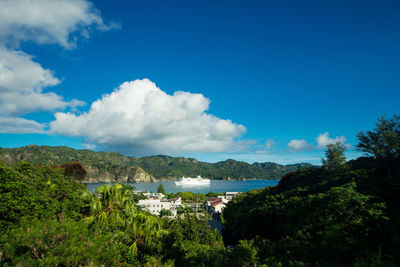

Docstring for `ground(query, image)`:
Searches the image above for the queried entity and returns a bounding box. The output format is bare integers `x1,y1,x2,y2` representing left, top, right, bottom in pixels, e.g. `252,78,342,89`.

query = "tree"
357,114,400,161
89,184,137,226
176,191,195,201
0,161,86,230
157,183,166,194
159,208,173,217
206,191,219,197
322,142,347,169
61,162,87,181
163,214,225,265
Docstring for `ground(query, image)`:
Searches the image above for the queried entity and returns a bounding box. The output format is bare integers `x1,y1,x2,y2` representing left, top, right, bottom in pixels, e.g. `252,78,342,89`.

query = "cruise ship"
175,175,211,186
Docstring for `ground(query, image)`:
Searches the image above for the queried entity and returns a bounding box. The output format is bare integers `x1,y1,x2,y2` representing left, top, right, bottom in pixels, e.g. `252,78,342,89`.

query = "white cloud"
0,117,45,133
0,0,118,49
0,48,60,92
265,139,275,149
50,79,247,155
82,143,96,150
287,132,349,152
0,48,85,116
316,132,347,149
0,0,116,130
287,139,313,152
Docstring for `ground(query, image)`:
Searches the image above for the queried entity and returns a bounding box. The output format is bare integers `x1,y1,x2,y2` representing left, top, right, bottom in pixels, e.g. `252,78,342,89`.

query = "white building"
168,197,182,205
138,197,182,217
209,199,225,214
225,192,239,200
214,192,239,204
207,192,239,214
206,197,220,206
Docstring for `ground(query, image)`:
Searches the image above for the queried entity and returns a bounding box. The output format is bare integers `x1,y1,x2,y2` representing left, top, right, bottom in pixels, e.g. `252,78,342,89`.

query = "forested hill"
0,145,312,182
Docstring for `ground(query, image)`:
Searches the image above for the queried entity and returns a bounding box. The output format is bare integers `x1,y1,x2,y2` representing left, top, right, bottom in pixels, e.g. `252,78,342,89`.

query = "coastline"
86,179,280,194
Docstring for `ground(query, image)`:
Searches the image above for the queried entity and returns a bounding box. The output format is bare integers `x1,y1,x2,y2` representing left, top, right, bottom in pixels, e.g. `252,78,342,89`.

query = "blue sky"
0,0,399,164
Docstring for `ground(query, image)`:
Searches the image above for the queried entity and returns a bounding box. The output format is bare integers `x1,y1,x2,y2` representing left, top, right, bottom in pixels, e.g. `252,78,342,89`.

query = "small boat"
175,175,211,186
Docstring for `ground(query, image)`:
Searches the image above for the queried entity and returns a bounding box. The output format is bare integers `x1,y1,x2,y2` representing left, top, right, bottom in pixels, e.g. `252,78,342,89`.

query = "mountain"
0,145,314,182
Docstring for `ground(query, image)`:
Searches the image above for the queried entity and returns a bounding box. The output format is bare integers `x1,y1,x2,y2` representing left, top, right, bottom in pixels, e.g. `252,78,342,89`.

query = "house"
217,192,240,203
168,197,182,205
137,197,182,217
225,192,239,200
206,197,220,206
206,192,240,214
209,198,225,214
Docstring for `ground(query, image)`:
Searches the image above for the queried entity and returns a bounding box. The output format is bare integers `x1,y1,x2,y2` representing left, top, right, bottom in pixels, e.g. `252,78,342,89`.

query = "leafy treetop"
60,162,87,181
322,142,347,169
357,114,400,161
157,183,166,194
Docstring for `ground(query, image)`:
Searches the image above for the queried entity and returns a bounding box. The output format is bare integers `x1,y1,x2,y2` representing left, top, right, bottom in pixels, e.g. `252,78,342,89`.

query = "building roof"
207,197,219,202
210,199,223,207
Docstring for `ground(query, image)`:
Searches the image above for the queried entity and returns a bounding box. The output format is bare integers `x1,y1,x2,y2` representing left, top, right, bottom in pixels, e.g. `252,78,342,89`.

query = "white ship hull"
175,176,211,186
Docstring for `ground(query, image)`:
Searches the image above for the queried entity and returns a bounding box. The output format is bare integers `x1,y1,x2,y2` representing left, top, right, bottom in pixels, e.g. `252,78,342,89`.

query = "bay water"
86,179,279,194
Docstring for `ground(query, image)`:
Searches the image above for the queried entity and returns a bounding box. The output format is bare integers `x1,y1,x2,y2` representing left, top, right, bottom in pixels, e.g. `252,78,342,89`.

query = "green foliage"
0,161,39,230
133,192,147,202
176,191,195,201
87,183,138,227
0,162,230,266
206,191,219,197
223,120,400,265
60,161,87,181
84,184,171,263
177,206,194,215
0,161,85,230
163,214,226,266
357,114,400,160
1,219,125,266
167,240,227,267
157,183,166,194
322,142,347,169
159,209,173,217
166,192,177,199
353,248,398,267
223,155,400,265
228,239,259,267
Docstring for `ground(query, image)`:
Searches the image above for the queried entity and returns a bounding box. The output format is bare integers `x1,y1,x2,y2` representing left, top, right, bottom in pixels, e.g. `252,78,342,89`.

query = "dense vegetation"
0,145,311,181
0,162,225,266
1,114,399,266
223,115,400,266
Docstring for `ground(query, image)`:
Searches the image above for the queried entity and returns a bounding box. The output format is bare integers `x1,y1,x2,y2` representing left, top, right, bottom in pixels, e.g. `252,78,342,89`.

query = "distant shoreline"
86,179,280,194
83,178,281,184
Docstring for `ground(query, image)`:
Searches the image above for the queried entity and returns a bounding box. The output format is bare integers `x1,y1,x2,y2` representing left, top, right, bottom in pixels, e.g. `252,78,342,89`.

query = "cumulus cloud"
0,117,45,133
288,132,349,152
0,0,118,49
0,0,116,132
50,79,247,155
0,48,85,116
316,132,347,149
287,139,313,152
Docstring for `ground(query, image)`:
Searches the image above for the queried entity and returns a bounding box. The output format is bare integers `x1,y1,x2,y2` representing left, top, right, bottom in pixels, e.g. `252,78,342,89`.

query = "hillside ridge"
0,145,314,182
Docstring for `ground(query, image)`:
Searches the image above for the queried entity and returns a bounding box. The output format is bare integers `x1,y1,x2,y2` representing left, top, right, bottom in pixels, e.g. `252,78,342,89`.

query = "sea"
86,179,280,194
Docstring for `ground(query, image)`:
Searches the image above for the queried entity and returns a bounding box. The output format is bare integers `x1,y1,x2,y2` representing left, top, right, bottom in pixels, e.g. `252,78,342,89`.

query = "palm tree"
85,184,166,257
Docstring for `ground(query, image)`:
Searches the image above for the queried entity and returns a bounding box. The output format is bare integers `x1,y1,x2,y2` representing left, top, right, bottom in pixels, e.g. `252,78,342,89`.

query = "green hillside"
0,145,312,181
